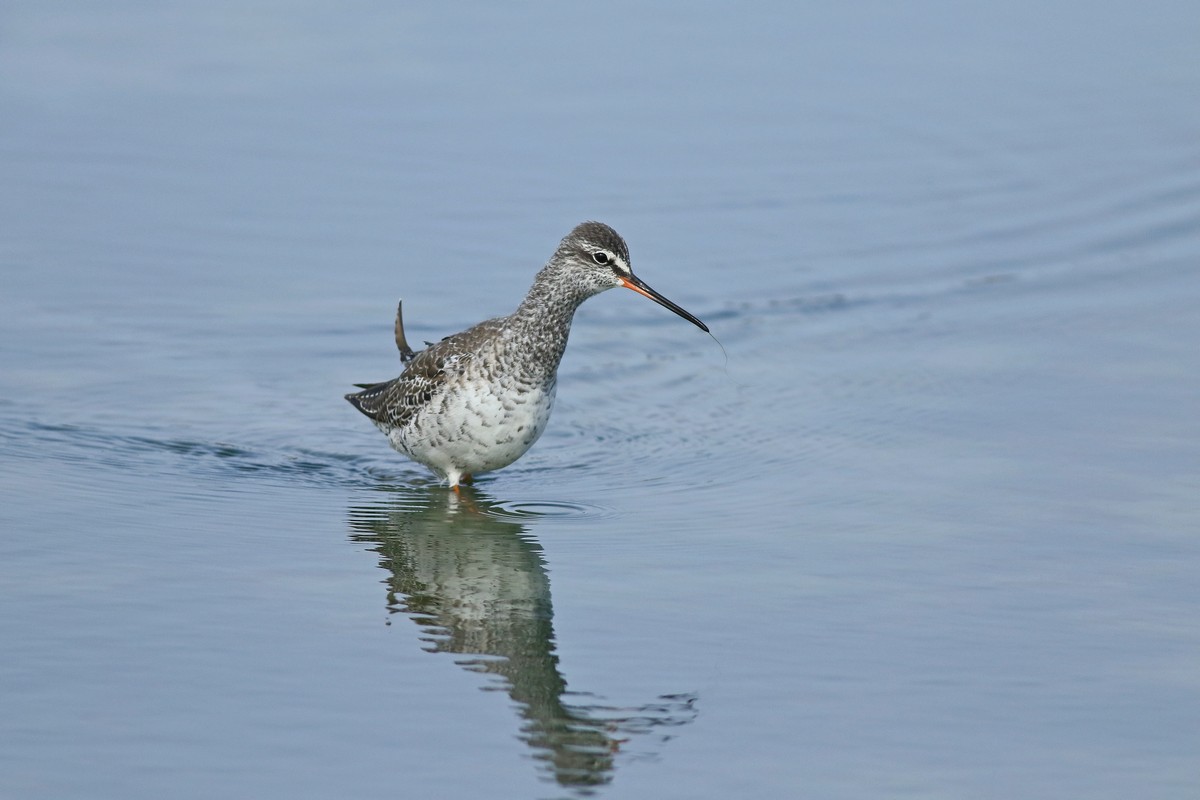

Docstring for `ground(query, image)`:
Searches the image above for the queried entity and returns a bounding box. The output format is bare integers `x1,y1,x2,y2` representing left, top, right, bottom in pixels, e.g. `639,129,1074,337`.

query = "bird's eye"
591,251,610,265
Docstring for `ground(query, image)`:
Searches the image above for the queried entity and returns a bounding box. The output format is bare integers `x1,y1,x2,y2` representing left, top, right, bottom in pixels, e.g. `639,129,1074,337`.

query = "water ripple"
0,415,381,491
483,499,617,522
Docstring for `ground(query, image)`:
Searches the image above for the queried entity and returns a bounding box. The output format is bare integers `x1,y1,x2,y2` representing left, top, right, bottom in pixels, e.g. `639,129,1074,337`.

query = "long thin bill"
620,275,709,333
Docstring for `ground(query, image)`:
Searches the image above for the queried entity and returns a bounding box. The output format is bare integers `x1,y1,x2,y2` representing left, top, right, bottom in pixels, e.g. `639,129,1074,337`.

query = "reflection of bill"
348,488,697,791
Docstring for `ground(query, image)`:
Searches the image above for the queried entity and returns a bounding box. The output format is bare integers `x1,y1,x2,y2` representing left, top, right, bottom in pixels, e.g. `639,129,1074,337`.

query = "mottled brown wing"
344,347,449,428
344,318,500,429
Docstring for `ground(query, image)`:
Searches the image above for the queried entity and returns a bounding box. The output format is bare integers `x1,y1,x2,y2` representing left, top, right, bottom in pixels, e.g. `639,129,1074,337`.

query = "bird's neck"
507,264,593,378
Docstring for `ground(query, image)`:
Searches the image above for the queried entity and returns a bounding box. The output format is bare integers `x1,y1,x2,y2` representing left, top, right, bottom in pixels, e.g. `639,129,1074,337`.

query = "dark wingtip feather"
345,380,397,422
345,387,371,412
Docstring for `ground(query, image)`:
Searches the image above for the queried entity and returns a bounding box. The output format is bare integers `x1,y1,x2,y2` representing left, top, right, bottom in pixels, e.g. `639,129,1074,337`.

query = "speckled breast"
390,374,557,478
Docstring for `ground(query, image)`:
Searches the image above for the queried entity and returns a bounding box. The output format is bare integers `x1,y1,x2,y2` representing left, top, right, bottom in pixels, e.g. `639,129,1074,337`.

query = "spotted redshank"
345,221,708,488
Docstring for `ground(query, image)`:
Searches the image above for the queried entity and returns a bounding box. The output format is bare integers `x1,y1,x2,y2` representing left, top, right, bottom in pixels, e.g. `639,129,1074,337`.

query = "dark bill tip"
621,275,710,333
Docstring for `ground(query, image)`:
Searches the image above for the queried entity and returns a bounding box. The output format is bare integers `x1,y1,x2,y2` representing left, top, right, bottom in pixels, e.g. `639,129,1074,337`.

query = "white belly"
388,377,556,482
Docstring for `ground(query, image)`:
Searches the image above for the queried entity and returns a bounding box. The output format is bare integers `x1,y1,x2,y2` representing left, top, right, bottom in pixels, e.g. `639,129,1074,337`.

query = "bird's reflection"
347,485,696,793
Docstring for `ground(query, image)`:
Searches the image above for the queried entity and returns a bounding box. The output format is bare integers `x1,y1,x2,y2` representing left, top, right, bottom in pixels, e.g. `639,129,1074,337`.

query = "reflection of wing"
348,489,697,791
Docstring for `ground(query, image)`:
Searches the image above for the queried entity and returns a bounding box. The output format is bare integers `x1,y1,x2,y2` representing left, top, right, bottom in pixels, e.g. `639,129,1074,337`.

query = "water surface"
2,2,1198,798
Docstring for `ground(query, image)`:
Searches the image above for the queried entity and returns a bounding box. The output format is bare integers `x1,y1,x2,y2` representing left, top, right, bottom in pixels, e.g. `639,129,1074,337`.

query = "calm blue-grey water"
3,2,1199,798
